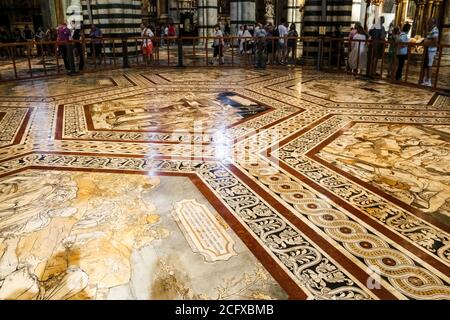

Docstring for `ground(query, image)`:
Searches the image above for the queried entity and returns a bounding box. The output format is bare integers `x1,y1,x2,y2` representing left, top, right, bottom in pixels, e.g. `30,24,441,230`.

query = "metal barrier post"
317,37,323,70
176,37,185,68
433,46,443,89
122,36,130,68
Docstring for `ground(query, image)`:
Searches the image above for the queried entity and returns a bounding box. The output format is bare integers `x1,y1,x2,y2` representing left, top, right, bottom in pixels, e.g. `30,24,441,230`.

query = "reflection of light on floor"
213,128,232,161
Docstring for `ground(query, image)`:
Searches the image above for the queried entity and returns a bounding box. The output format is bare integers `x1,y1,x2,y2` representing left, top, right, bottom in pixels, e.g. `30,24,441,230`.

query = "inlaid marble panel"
0,107,31,147
0,68,449,300
88,91,269,132
0,76,117,98
156,69,269,83
301,79,434,104
0,170,287,300
317,123,450,223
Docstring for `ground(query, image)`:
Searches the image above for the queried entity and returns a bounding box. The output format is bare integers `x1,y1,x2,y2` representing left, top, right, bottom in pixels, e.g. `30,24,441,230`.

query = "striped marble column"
286,0,303,32
81,0,142,54
302,0,352,36
197,0,218,41
302,0,352,59
230,0,256,35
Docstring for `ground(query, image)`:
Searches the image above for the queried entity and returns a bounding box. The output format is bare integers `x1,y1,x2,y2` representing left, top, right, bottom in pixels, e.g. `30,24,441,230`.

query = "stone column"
169,0,179,23
158,0,169,22
413,0,426,36
441,0,450,51
230,0,256,35
431,0,443,17
351,0,363,24
394,0,403,26
422,0,435,32
286,0,303,32
81,0,142,53
39,0,58,31
198,0,218,42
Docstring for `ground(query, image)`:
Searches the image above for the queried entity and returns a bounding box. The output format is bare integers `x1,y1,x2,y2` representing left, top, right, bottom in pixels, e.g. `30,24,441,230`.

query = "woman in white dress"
348,25,368,74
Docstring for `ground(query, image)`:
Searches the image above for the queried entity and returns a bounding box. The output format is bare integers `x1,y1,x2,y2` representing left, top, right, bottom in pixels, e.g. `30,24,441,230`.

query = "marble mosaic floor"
0,68,449,300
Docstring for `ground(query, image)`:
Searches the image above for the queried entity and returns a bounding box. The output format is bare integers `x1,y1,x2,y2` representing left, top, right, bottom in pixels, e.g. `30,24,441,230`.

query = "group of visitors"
56,22,103,75
347,16,439,86
0,15,441,86
0,25,58,58
209,18,299,68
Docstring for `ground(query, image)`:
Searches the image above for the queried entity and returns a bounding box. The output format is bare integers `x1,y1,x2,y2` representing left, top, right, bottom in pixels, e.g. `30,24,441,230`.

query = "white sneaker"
425,80,432,87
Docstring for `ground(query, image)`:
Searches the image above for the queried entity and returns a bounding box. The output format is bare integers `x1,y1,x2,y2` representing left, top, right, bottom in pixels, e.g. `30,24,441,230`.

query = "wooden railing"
0,36,448,91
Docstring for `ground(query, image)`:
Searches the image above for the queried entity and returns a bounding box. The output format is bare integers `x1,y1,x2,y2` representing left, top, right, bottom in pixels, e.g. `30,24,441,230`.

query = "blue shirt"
397,32,409,55
426,26,439,52
90,28,102,44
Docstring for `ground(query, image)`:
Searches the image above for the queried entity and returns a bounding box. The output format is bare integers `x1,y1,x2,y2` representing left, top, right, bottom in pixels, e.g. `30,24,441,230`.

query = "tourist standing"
277,18,288,64
254,23,267,69
89,24,103,65
242,25,253,54
237,25,244,54
211,24,224,65
387,26,400,78
368,16,387,77
265,24,275,65
70,20,84,72
168,23,176,45
395,23,411,81
34,27,45,56
57,22,75,74
141,23,154,65
23,25,33,41
286,23,298,64
13,28,26,57
348,24,368,74
420,18,439,86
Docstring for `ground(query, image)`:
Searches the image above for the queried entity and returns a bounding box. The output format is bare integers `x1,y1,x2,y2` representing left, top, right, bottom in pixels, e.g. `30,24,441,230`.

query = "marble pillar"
286,0,303,33
159,0,169,21
40,0,59,29
351,0,363,23
441,0,450,53
197,0,218,42
81,0,142,53
169,0,179,23
394,0,403,26
230,0,256,35
422,0,435,32
412,0,426,36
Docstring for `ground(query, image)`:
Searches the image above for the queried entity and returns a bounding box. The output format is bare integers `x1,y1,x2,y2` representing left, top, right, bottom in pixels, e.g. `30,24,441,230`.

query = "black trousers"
74,42,84,71
59,44,75,72
396,54,407,81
